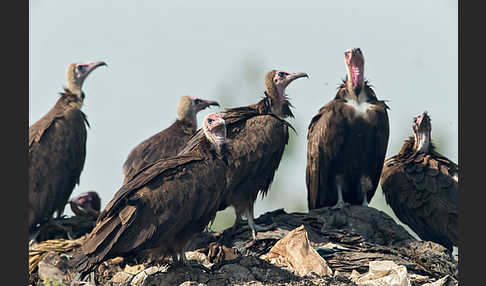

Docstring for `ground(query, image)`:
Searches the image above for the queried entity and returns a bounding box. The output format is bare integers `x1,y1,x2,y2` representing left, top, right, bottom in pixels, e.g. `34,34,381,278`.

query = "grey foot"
244,222,277,240
331,200,348,210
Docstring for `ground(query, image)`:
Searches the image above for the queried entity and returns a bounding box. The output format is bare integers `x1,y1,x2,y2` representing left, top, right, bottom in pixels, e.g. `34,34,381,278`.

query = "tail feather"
70,251,95,278
70,214,125,277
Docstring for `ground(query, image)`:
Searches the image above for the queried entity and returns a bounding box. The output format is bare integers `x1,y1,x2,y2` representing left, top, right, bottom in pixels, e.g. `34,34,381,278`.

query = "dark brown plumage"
215,69,308,239
122,96,219,183
380,111,458,251
29,61,106,236
73,113,228,276
306,48,389,210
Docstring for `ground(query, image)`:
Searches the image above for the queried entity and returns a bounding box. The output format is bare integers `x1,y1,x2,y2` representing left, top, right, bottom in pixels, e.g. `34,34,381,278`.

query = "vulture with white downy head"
122,96,219,183
29,61,106,236
73,113,228,276
306,47,390,210
380,111,458,252
69,191,102,219
212,69,308,239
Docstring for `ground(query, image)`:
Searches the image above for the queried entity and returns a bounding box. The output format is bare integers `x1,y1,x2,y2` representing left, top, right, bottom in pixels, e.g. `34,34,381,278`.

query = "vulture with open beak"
215,69,308,239
29,61,106,236
73,113,228,276
122,96,219,183
306,47,390,210
69,191,102,219
380,112,458,252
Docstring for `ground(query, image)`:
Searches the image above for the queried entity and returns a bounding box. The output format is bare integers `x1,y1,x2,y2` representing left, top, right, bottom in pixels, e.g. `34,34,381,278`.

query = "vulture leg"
245,209,276,240
360,175,371,207
331,185,346,210
28,229,40,245
234,213,245,226
361,195,369,207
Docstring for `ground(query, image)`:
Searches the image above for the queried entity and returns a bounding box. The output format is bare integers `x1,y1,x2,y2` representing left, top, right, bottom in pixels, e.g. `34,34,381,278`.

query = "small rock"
108,256,124,265
37,259,66,285
186,250,211,267
261,225,332,277
124,264,145,275
112,271,133,283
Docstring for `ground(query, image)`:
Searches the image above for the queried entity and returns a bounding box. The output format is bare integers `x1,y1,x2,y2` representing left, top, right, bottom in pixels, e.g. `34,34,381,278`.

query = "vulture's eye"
77,65,84,71
194,99,201,105
207,118,214,124
278,72,285,77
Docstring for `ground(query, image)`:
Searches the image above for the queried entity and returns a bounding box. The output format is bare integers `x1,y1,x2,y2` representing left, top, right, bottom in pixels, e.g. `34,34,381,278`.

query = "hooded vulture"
380,111,458,251
122,96,219,183
69,191,102,219
73,113,228,276
29,61,106,235
306,47,390,210
215,69,308,239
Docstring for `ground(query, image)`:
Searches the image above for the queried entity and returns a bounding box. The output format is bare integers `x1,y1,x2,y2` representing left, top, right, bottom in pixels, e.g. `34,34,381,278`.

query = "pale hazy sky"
29,1,457,234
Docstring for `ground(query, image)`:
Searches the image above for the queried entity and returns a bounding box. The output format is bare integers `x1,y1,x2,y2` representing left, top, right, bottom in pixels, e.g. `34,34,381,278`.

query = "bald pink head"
66,61,107,95
68,191,101,217
269,70,309,104
412,111,432,153
344,47,365,90
203,112,226,151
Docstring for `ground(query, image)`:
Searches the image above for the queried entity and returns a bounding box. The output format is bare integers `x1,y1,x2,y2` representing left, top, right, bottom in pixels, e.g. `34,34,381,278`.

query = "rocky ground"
29,206,459,286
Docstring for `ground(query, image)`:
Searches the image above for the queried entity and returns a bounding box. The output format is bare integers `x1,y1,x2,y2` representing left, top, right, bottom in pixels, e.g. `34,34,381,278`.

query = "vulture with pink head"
73,113,228,276
122,96,219,183
69,191,102,219
380,111,458,252
29,61,106,236
306,47,390,210
214,69,308,239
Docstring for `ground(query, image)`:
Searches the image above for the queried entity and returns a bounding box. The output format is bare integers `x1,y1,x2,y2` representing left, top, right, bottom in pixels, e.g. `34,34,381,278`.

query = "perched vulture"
122,96,219,183
29,61,106,235
215,69,308,239
73,113,228,276
69,191,102,219
306,47,389,210
380,111,458,251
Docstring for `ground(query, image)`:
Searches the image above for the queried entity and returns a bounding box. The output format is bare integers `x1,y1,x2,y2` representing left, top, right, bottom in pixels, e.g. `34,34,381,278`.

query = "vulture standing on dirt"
215,69,308,239
29,61,106,236
73,113,228,276
122,96,219,183
306,47,389,210
380,111,458,251
69,191,102,219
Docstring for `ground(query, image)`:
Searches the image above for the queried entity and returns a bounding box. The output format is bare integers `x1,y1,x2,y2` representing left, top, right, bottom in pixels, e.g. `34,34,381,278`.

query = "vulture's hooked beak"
85,61,107,74
77,61,107,85
195,99,220,112
283,72,309,87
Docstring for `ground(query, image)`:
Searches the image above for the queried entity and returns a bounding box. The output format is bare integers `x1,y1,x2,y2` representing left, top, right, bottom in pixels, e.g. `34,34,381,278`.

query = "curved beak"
86,61,107,73
283,72,309,87
196,99,220,112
